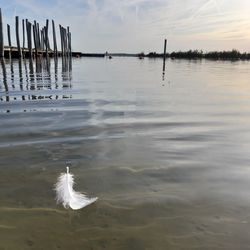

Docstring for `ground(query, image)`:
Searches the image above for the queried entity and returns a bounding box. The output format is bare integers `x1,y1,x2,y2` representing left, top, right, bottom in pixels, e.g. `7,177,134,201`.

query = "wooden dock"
0,8,72,59
3,46,65,58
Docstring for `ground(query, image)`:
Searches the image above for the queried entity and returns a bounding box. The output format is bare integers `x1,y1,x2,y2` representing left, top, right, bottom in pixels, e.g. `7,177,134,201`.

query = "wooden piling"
64,27,67,57
52,20,57,56
68,31,72,58
33,21,40,54
37,23,41,50
47,34,51,50
22,19,25,48
69,31,72,72
33,23,37,56
59,25,64,56
45,19,49,57
22,19,25,57
163,38,167,72
66,26,70,57
62,27,65,56
40,28,44,51
7,24,11,58
0,9,73,58
15,16,22,57
7,24,11,47
62,26,65,57
0,8,4,57
26,21,32,58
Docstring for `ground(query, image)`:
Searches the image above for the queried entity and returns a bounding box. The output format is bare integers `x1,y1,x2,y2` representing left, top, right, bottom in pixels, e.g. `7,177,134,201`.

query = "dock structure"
0,8,72,59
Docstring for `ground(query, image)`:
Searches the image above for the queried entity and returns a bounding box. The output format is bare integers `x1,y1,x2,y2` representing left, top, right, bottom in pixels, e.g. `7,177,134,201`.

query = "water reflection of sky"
1,58,250,249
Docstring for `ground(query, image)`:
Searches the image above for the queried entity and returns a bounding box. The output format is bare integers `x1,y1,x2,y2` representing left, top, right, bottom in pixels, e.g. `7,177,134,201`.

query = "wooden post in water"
7,24,11,47
22,19,26,57
59,25,63,56
162,39,167,73
15,16,22,57
67,26,70,57
45,19,49,57
33,22,37,56
52,20,57,57
64,27,68,57
7,24,11,58
63,27,66,57
40,28,44,51
47,34,51,51
26,21,32,58
37,23,41,50
22,19,25,53
0,8,4,58
62,27,65,56
68,31,72,58
22,19,25,47
68,31,72,71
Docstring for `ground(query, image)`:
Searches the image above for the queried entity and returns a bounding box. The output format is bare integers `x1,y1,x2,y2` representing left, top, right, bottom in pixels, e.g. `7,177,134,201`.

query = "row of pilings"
0,8,72,59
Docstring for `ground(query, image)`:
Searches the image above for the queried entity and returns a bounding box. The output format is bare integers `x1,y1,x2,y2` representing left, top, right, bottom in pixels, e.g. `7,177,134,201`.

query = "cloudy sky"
1,0,250,53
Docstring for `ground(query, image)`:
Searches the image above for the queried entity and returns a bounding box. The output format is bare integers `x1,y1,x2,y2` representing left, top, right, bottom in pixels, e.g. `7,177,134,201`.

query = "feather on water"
55,167,97,210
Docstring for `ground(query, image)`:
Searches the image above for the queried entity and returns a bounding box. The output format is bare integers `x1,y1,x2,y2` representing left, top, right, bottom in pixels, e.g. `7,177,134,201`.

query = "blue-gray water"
1,57,250,249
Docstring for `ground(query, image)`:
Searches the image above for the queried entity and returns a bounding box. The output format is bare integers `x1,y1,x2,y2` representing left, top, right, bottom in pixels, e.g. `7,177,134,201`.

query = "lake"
1,57,250,249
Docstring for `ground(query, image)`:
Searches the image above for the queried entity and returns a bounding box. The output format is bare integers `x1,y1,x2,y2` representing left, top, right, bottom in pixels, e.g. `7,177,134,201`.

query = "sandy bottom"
1,143,250,250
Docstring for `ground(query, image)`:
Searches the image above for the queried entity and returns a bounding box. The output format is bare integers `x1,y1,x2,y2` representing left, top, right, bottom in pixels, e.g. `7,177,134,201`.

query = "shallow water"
1,57,250,249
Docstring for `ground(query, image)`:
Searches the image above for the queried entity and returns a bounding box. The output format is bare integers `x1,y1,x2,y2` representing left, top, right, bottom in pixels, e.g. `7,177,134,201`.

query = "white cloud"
2,0,250,52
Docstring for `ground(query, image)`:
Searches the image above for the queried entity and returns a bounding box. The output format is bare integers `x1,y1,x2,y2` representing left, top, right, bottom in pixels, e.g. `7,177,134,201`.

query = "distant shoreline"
75,50,250,61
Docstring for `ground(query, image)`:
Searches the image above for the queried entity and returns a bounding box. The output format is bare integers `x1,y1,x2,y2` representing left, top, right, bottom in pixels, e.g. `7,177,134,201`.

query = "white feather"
55,167,98,210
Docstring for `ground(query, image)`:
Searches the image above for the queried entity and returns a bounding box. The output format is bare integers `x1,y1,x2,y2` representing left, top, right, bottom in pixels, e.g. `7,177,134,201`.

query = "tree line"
138,49,250,60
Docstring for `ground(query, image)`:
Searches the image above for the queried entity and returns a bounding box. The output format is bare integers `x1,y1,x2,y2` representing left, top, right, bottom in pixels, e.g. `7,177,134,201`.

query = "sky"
1,0,250,53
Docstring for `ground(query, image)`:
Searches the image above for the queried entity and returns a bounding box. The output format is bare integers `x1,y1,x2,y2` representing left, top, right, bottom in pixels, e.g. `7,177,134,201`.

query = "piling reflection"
0,58,9,102
10,58,14,88
0,57,73,111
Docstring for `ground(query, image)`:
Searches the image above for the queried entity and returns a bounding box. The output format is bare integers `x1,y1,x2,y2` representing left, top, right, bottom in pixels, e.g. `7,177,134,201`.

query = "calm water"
1,57,250,249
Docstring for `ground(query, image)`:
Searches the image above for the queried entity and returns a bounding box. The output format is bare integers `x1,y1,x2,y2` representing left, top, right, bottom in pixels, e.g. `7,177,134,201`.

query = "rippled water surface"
1,57,250,249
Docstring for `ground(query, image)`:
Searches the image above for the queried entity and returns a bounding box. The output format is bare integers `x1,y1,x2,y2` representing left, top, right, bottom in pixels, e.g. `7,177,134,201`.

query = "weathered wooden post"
162,38,167,73
33,21,37,56
7,24,11,47
22,19,26,57
47,34,50,51
0,8,4,58
62,26,64,57
22,19,25,47
37,23,41,50
64,27,68,57
26,21,32,58
45,19,49,57
68,31,72,72
68,31,72,58
66,26,70,57
15,16,22,57
52,20,57,57
59,25,64,56
26,19,29,56
7,24,11,58
62,27,65,56
22,19,25,58
41,28,44,51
